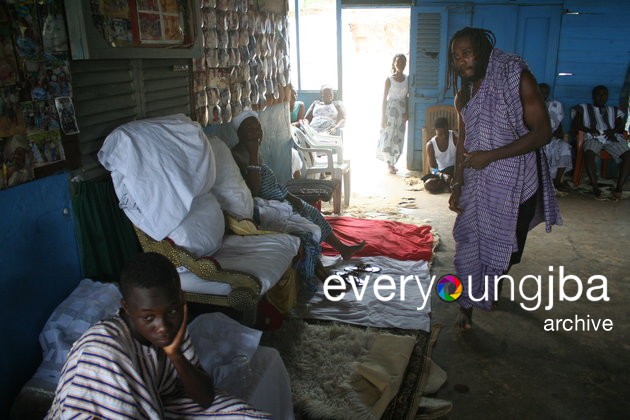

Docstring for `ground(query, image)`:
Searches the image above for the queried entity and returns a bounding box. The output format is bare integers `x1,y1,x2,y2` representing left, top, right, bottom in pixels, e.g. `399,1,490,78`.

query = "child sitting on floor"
422,117,457,194
46,252,270,419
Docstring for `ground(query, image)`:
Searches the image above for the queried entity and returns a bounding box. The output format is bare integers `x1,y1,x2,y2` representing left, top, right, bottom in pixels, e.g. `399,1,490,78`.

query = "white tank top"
388,75,408,100
427,131,456,171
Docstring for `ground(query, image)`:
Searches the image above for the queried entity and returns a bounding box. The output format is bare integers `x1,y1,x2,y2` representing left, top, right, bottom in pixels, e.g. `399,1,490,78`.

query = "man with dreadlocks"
445,27,562,330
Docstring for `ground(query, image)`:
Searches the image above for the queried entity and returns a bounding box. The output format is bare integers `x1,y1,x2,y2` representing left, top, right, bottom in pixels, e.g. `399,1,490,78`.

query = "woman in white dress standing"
377,53,409,174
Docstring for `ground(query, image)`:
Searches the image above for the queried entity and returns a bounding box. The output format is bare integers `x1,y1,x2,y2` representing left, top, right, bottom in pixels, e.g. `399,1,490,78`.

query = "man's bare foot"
340,241,366,260
455,307,473,332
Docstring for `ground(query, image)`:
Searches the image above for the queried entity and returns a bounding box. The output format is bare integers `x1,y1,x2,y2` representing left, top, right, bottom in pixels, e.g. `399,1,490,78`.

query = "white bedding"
303,256,432,332
98,114,216,240
178,233,301,296
254,197,322,243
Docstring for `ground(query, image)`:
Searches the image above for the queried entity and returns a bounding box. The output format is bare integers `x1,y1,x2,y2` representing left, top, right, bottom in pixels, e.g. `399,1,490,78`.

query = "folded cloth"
226,213,277,236
322,216,434,261
342,334,417,419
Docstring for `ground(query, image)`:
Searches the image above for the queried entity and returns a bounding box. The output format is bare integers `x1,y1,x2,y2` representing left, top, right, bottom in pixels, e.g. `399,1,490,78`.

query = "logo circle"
436,275,463,302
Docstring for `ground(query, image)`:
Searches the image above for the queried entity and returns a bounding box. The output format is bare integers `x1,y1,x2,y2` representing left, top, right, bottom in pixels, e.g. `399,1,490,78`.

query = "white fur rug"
261,320,431,420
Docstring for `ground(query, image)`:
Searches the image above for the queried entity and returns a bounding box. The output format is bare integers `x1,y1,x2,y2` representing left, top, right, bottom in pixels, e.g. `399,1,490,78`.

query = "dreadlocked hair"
445,27,496,103
391,53,407,74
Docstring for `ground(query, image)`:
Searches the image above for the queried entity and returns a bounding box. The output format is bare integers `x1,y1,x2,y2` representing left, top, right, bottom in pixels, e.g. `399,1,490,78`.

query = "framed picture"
64,0,201,59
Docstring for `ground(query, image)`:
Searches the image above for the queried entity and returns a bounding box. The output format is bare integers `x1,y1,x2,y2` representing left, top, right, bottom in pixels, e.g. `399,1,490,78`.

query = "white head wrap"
231,109,258,132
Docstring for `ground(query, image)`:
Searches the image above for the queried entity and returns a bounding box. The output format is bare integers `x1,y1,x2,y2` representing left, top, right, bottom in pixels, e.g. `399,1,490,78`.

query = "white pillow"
168,192,225,257
98,114,216,240
35,279,121,388
208,135,254,220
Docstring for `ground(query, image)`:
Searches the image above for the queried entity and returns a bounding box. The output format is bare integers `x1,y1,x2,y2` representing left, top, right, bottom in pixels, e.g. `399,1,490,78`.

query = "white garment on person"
387,74,408,100
310,102,338,133
544,100,572,178
544,138,573,178
546,99,564,133
291,148,302,175
254,197,322,243
427,131,456,171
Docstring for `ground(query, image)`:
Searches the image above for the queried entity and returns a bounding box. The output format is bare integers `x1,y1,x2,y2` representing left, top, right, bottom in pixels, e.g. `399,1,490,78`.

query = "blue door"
473,5,562,86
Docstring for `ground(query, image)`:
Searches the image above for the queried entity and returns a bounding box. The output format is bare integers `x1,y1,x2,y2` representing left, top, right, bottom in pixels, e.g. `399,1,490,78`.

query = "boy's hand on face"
162,302,188,358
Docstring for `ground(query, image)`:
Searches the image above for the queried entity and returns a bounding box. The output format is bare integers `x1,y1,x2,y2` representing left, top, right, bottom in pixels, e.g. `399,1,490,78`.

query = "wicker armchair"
133,226,261,312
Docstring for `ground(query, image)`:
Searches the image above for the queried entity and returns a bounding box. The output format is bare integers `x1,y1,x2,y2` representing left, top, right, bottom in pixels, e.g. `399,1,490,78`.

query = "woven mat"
261,320,441,420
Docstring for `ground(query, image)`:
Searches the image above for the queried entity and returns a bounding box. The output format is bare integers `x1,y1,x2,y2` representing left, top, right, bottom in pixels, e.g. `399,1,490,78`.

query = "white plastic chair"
300,119,345,164
291,127,350,213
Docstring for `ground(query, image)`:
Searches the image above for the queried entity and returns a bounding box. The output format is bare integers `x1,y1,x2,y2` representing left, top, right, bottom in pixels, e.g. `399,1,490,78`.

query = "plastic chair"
421,105,458,175
300,119,345,164
571,130,611,187
291,126,350,213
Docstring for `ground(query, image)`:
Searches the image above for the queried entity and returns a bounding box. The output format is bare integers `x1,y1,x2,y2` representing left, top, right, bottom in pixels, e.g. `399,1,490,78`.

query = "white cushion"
168,192,225,258
35,279,121,388
98,114,216,240
208,135,254,220
178,233,300,296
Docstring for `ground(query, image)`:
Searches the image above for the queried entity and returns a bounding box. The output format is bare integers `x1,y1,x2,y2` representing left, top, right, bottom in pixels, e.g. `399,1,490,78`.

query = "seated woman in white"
304,84,346,135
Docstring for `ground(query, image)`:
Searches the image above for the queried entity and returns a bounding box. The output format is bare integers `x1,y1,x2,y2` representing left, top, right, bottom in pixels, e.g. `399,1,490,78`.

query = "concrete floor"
341,159,630,419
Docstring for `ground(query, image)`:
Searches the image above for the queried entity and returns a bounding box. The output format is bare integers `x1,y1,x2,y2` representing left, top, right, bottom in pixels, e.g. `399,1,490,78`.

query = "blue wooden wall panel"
554,0,629,131
0,173,83,417
411,0,629,169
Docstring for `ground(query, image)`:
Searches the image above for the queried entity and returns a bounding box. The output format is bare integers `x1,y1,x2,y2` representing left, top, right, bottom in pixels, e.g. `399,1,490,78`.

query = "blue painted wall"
410,0,629,170
0,173,83,416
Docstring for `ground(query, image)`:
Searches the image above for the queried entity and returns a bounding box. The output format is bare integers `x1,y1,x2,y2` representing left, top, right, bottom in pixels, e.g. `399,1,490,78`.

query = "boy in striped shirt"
46,252,270,419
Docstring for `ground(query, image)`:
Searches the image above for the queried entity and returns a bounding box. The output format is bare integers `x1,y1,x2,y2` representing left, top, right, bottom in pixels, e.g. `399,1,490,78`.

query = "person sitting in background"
304,84,346,135
571,84,630,200
231,110,364,285
539,83,572,192
422,117,457,194
46,252,270,419
289,85,305,126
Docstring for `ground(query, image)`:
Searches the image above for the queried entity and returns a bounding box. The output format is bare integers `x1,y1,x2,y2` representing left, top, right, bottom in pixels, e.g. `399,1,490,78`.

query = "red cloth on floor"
322,216,434,261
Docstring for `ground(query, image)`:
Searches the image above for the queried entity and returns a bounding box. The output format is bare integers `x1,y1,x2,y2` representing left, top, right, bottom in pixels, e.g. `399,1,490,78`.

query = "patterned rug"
261,320,441,420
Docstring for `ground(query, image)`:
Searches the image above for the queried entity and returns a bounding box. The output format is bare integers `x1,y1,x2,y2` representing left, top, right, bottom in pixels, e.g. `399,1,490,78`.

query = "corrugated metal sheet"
71,59,191,180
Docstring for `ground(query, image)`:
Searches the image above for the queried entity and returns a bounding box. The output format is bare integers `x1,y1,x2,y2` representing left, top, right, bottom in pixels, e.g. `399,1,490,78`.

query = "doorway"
341,7,410,188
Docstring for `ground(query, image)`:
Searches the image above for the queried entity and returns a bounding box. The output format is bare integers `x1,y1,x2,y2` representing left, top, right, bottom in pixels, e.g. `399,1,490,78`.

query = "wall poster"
1,0,77,190
90,0,194,47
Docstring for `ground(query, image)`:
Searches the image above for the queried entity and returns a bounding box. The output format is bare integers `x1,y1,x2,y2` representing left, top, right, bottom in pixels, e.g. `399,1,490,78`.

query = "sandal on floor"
555,182,572,193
